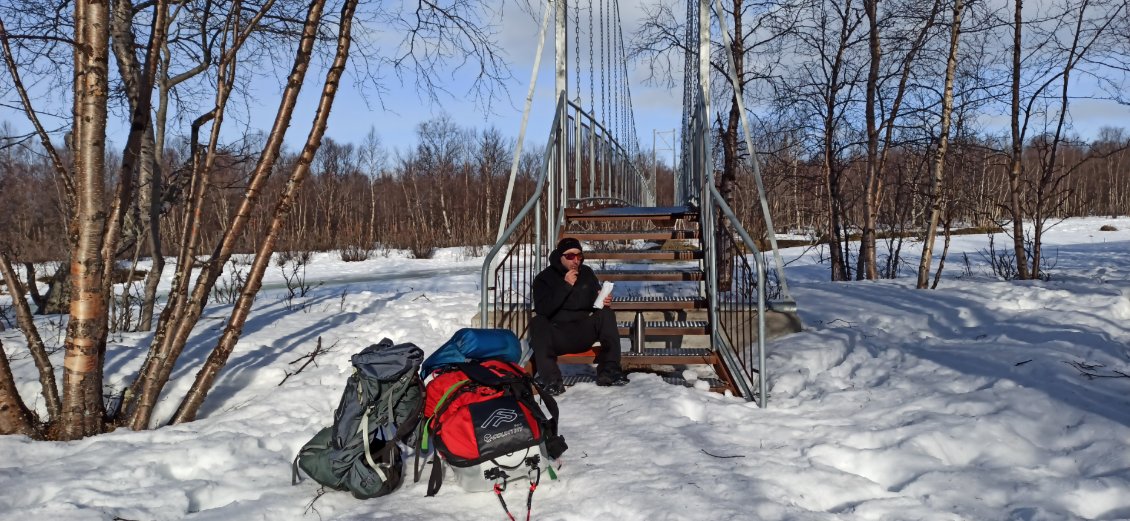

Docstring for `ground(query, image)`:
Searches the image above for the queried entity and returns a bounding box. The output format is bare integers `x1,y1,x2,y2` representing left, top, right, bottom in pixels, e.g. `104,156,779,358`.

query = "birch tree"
916,0,967,289
1,0,513,439
858,0,941,280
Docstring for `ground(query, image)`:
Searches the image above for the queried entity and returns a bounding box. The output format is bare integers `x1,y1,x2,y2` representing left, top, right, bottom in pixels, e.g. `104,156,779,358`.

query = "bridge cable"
599,0,606,132
495,3,552,241
574,0,581,106
588,0,595,116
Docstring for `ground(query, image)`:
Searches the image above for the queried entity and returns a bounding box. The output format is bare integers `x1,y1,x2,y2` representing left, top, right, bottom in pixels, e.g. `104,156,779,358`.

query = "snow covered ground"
2,217,1130,520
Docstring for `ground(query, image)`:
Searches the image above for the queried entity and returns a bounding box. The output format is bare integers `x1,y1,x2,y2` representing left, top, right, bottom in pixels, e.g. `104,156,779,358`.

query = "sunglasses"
562,252,584,261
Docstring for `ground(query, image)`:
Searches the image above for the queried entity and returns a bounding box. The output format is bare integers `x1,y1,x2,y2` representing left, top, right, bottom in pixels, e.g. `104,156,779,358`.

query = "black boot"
535,376,566,396
596,363,630,387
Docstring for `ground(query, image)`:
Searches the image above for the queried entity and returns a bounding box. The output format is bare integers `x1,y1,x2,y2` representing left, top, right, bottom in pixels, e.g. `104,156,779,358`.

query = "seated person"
530,237,630,396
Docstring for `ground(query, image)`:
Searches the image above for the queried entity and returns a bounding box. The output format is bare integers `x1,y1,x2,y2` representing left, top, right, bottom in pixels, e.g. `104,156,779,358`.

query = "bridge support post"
631,311,645,354
555,0,567,101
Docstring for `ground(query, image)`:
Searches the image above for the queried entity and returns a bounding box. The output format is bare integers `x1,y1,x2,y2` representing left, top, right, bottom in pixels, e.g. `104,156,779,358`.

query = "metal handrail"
704,182,767,405
685,84,767,406
480,94,568,328
565,100,652,206
566,99,629,159
481,93,652,332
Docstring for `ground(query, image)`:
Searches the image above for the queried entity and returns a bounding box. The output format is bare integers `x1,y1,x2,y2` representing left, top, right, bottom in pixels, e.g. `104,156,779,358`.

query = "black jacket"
532,244,601,324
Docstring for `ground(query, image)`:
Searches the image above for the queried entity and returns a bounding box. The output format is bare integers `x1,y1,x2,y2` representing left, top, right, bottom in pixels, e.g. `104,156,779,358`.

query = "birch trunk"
917,0,965,289
0,338,37,437
0,253,61,419
125,0,320,430
1008,0,1031,280
59,0,112,439
172,0,360,423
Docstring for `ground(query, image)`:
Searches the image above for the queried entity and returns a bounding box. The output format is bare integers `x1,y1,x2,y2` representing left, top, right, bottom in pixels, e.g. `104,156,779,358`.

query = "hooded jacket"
532,242,602,324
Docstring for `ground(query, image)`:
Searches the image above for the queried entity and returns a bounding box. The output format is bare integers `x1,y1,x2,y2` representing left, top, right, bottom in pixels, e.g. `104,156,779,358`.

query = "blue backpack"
420,328,521,377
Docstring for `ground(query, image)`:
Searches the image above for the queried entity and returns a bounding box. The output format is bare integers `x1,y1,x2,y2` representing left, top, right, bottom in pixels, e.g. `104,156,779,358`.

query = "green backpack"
292,339,425,499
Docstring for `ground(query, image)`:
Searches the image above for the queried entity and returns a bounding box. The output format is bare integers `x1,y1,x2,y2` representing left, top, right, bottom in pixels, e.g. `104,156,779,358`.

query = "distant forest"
2,117,1126,265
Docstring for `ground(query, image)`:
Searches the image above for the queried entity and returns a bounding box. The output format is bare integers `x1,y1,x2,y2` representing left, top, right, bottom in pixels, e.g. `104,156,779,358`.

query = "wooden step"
585,249,703,261
558,347,718,366
594,268,704,281
565,205,696,222
610,296,706,310
616,320,709,336
564,228,701,241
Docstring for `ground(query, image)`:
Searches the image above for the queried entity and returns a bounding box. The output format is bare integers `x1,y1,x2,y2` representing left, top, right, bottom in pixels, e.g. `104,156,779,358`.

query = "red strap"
493,481,517,521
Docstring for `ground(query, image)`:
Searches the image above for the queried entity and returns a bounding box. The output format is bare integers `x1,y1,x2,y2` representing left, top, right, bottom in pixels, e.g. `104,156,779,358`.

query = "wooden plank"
558,348,717,366
566,205,692,218
593,269,704,281
584,249,703,261
565,205,697,222
563,229,701,241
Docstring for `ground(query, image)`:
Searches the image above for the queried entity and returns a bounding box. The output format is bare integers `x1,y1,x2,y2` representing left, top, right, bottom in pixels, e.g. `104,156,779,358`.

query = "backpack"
418,359,568,518
292,339,425,499
420,328,522,377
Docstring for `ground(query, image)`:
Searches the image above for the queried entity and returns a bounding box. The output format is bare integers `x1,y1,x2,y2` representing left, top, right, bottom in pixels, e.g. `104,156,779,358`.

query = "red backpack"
418,360,567,517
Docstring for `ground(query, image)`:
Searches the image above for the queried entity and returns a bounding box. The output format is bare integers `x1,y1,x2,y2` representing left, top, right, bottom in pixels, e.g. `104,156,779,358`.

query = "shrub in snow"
1100,224,1117,231
340,245,372,262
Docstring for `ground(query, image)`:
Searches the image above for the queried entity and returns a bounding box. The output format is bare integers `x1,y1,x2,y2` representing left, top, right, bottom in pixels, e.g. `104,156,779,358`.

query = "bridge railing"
685,91,768,406
565,99,653,207
481,94,650,334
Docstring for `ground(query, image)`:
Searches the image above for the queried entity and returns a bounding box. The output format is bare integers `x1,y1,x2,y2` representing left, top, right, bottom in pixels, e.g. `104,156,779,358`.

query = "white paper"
593,281,614,309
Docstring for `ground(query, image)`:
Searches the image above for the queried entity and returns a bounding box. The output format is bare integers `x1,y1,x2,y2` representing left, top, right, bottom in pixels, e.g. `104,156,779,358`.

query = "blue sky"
276,0,1130,159
3,0,1127,164
277,0,685,159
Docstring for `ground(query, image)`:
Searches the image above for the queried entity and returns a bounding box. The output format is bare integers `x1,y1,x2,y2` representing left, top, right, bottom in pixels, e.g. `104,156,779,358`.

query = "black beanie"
556,237,582,253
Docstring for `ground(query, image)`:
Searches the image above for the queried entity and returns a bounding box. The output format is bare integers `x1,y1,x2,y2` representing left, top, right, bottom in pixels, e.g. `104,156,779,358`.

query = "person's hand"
565,269,578,285
602,292,613,308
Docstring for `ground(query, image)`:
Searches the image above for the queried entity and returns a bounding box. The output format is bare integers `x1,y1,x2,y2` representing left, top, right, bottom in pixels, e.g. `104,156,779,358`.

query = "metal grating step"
563,373,727,390
610,296,707,310
594,269,704,282
625,347,713,357
616,320,709,336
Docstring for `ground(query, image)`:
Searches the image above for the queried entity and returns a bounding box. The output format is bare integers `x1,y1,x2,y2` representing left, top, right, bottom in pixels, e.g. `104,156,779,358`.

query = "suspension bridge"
479,0,801,407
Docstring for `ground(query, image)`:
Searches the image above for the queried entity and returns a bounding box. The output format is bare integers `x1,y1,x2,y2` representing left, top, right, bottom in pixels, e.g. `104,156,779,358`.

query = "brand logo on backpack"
483,425,525,443
480,408,519,429
468,397,535,456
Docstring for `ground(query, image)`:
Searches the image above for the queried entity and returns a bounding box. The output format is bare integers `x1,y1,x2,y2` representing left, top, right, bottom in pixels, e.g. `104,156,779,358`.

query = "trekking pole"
524,463,542,521
493,482,516,521
520,455,543,521
487,469,517,521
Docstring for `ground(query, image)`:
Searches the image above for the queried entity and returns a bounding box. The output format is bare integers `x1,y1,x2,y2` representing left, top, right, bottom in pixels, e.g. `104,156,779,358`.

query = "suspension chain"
612,0,630,156
599,0,606,128
588,0,595,113
574,0,581,103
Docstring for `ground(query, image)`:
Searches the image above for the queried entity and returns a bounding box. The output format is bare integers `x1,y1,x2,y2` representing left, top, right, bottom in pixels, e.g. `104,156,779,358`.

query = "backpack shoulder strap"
361,375,425,474
455,361,518,387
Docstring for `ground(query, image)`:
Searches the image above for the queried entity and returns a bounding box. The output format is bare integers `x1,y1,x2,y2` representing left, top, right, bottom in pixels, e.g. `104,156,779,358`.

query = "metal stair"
564,373,727,392
566,228,701,241
553,204,741,394
593,269,704,282
478,91,801,406
609,296,707,311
